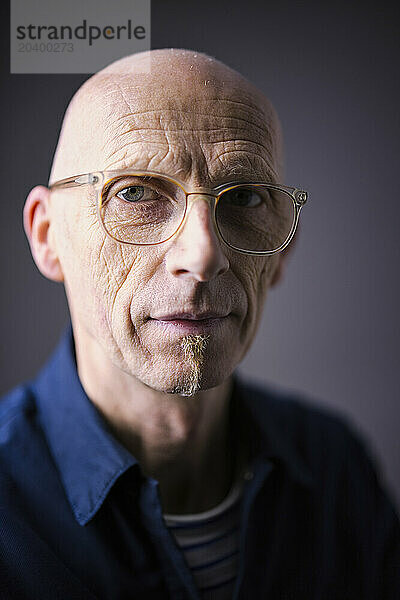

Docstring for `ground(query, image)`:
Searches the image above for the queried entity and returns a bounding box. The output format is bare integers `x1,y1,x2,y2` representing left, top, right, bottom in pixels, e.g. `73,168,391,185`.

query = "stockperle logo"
10,0,151,74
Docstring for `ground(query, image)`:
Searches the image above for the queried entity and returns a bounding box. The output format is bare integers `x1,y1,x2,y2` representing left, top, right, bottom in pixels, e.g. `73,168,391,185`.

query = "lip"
151,312,229,321
149,312,230,334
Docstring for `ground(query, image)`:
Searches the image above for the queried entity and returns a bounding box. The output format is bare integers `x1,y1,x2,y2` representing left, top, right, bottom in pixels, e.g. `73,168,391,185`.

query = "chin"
129,332,240,396
144,363,231,397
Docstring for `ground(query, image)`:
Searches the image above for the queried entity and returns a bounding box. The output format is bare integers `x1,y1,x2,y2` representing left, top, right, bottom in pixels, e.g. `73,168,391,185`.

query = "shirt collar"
33,323,137,526
33,324,314,527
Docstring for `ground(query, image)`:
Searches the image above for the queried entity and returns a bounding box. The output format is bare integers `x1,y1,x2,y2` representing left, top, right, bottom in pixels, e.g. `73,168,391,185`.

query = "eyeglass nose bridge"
184,191,219,213
172,191,221,242
186,191,218,200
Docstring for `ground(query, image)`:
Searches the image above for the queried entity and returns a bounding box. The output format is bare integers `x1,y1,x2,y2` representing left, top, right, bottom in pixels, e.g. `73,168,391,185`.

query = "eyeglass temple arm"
49,173,97,190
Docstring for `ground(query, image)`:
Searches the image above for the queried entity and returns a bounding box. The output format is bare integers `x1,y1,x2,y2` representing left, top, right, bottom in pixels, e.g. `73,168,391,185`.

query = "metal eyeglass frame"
49,169,308,256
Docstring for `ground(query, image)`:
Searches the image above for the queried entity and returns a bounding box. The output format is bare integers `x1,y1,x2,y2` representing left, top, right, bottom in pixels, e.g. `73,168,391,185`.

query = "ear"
23,185,64,282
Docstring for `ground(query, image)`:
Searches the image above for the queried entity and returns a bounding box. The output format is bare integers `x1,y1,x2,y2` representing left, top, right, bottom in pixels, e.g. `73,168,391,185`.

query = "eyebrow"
101,165,277,189
210,157,278,185
103,144,278,186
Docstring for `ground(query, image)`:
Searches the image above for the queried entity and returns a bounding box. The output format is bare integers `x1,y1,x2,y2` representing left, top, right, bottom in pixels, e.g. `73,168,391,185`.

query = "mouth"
149,312,230,334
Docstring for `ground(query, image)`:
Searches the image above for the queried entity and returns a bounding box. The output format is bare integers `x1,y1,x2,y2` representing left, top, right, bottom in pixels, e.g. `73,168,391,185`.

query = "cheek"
259,255,280,293
54,202,137,325
236,255,278,348
241,256,277,307
86,241,143,322
68,228,164,333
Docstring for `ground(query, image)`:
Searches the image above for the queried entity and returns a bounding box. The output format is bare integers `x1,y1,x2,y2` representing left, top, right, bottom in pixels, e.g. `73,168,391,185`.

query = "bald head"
49,48,282,186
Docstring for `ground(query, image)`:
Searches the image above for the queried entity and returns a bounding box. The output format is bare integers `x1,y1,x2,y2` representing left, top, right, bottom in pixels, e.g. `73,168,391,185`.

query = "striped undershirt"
163,474,245,599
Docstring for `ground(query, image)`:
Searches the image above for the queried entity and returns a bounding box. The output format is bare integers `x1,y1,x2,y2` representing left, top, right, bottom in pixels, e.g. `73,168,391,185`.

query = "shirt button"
243,470,254,481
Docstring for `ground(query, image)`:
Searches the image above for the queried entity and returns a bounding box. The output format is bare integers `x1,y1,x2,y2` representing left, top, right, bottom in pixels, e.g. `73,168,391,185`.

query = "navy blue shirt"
0,324,399,599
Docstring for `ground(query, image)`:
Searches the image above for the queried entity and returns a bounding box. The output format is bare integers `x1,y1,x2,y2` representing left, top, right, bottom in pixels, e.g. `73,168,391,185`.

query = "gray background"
1,1,399,509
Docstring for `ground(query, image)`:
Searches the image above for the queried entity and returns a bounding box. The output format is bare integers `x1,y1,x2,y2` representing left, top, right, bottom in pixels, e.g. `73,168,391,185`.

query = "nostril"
165,228,229,282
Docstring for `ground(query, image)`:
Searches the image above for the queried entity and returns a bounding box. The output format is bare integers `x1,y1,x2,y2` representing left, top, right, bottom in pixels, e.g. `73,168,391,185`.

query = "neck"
73,322,238,514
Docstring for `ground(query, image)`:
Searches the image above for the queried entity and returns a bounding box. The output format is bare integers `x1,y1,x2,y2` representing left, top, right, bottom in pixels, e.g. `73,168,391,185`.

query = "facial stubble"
171,334,210,397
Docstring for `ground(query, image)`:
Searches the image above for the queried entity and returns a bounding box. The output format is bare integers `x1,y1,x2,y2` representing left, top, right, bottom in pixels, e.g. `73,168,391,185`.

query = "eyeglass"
49,169,308,256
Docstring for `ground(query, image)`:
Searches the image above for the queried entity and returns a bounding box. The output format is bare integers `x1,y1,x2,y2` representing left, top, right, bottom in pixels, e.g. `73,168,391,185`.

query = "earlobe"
23,185,64,283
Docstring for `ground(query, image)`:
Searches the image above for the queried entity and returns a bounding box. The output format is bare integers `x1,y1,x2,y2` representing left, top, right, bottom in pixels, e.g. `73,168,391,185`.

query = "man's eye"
116,186,156,203
222,189,263,208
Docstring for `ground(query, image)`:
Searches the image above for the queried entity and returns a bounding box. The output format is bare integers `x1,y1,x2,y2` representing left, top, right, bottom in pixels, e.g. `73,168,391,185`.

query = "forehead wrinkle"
106,97,272,137
103,143,171,172
102,138,278,187
99,105,275,175
98,98,278,184
93,74,274,139
100,97,271,127
113,115,270,138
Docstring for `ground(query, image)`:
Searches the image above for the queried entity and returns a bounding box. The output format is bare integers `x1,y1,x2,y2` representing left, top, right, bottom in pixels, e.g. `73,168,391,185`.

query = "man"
0,48,398,599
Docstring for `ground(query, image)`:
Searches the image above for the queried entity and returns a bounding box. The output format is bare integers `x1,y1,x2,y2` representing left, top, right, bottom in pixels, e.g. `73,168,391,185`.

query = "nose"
165,194,229,282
